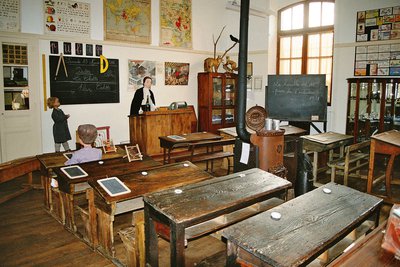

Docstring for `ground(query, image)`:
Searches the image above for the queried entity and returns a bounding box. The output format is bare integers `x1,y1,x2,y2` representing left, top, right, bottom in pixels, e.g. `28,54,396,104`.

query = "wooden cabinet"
198,72,238,133
346,78,400,142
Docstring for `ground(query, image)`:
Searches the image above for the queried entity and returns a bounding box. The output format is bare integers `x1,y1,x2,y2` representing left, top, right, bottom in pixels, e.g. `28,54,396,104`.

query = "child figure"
47,97,71,152
65,124,102,165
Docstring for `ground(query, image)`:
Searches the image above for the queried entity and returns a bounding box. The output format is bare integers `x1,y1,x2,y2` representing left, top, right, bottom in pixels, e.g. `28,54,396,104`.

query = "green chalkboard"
265,75,327,122
49,55,119,105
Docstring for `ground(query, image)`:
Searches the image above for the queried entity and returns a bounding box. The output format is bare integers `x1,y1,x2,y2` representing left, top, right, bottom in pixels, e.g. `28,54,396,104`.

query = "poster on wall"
165,62,189,85
0,0,20,32
160,0,192,49
354,43,400,76
128,60,156,91
356,5,400,42
104,0,151,44
44,0,90,37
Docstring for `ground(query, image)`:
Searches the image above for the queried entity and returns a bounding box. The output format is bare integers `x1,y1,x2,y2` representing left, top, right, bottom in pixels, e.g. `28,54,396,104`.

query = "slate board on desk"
266,74,327,122
49,55,119,104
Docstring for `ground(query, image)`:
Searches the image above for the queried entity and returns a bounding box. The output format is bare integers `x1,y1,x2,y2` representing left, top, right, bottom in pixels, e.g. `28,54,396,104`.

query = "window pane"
309,2,321,27
281,8,292,31
292,4,304,30
280,37,291,58
322,2,335,26
321,32,333,56
291,59,302,74
308,34,320,57
280,59,290,74
320,58,332,75
307,59,319,74
291,36,303,57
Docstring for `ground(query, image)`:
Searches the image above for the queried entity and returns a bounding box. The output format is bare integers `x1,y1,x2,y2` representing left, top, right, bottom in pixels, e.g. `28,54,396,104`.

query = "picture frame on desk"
102,139,117,153
125,144,143,162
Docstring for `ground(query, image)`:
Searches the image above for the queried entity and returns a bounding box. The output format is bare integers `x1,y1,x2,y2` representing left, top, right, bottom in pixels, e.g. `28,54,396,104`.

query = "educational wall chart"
354,43,400,76
356,6,400,42
0,0,20,32
160,0,192,48
104,0,151,44
128,60,156,91
44,0,90,37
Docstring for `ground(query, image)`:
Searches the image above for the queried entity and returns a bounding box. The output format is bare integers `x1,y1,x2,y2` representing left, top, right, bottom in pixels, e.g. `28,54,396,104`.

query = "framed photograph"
75,43,83,55
357,23,365,34
95,45,102,56
370,29,379,41
94,126,110,147
357,11,365,22
102,139,117,153
125,144,143,162
86,44,93,56
247,62,253,77
50,41,58,54
63,42,71,55
246,77,252,91
253,75,263,91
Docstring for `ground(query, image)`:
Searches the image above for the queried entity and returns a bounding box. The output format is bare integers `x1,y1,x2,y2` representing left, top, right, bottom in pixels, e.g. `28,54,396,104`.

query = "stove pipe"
235,0,251,143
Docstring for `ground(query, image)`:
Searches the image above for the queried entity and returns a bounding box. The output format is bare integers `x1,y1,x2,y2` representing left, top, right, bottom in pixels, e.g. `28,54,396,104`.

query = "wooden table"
88,161,213,263
159,131,222,164
328,221,399,267
367,130,400,203
52,155,161,243
36,147,125,214
218,125,307,137
144,168,292,267
301,132,353,183
222,182,383,267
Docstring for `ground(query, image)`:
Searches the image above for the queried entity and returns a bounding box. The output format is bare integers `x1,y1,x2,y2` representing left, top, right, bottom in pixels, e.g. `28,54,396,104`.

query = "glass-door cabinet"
198,72,238,133
346,78,400,142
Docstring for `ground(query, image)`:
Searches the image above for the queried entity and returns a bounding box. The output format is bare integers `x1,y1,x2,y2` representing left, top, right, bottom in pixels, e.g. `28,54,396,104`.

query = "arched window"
277,1,335,104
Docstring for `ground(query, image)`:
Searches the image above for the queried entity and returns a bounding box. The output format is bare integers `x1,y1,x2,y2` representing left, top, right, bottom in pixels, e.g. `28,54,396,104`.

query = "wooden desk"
129,106,197,156
217,125,307,137
52,155,161,241
222,183,383,267
301,132,353,183
367,130,400,203
159,131,222,164
328,221,399,267
36,147,125,212
144,168,292,267
88,161,213,261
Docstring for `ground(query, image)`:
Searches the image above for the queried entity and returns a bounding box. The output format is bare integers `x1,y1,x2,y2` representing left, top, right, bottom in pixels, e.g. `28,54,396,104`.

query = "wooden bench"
327,140,370,186
176,138,236,174
0,156,41,204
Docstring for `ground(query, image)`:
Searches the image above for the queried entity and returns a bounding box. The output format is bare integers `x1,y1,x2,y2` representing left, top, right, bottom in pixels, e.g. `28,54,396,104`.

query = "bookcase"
346,78,400,142
198,72,238,133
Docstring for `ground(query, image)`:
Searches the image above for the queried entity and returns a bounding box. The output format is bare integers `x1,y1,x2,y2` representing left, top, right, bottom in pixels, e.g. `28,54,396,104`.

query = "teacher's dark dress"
130,87,156,115
52,108,71,143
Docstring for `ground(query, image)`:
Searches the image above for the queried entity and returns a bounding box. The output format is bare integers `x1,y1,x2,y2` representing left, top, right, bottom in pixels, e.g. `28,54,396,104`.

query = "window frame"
277,0,335,105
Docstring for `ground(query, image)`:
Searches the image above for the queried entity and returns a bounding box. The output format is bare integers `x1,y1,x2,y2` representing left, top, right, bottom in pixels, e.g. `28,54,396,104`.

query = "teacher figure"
130,76,156,115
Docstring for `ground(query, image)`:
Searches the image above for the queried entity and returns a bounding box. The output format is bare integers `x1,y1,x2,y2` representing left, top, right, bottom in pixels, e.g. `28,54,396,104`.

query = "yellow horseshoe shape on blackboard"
100,55,109,74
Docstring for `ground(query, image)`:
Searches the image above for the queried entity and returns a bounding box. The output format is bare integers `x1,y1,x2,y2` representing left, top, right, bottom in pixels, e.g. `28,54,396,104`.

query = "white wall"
17,0,271,152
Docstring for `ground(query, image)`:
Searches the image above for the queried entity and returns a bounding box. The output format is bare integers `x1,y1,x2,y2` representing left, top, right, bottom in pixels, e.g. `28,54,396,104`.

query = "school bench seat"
175,138,236,174
0,156,41,204
327,140,370,186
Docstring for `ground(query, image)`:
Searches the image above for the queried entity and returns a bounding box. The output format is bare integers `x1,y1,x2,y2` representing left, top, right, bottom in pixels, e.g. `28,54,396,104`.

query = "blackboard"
49,55,119,104
265,75,327,122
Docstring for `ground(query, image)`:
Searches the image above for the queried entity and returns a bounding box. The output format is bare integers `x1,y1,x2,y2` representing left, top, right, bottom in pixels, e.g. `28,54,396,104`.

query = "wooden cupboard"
346,78,400,142
198,72,238,133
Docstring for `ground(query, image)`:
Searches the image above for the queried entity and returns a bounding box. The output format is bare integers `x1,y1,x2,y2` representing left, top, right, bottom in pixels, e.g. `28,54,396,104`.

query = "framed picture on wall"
50,41,58,54
86,44,93,56
63,42,71,55
75,43,83,55
253,76,263,91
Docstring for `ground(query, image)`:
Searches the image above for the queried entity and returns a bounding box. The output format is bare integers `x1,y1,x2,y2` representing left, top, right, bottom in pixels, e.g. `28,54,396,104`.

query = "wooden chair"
327,140,370,186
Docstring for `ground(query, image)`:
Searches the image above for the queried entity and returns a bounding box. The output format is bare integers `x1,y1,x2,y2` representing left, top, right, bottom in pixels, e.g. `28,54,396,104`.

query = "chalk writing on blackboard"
266,75,327,122
49,55,119,105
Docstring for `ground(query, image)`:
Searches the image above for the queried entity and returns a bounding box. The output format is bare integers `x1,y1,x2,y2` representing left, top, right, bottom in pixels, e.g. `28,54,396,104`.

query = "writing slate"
49,55,119,104
265,75,327,122
61,165,88,179
97,177,131,197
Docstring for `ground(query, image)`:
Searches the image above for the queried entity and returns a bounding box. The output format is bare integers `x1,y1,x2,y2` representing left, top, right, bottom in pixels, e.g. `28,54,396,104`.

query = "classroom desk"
36,147,125,214
217,125,307,137
144,168,292,267
222,183,383,267
301,132,353,183
88,161,213,262
52,155,161,243
159,131,222,164
367,130,400,203
328,221,399,267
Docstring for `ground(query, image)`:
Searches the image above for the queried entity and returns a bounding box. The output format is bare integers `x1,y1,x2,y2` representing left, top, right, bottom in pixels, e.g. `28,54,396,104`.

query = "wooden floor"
0,158,398,267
